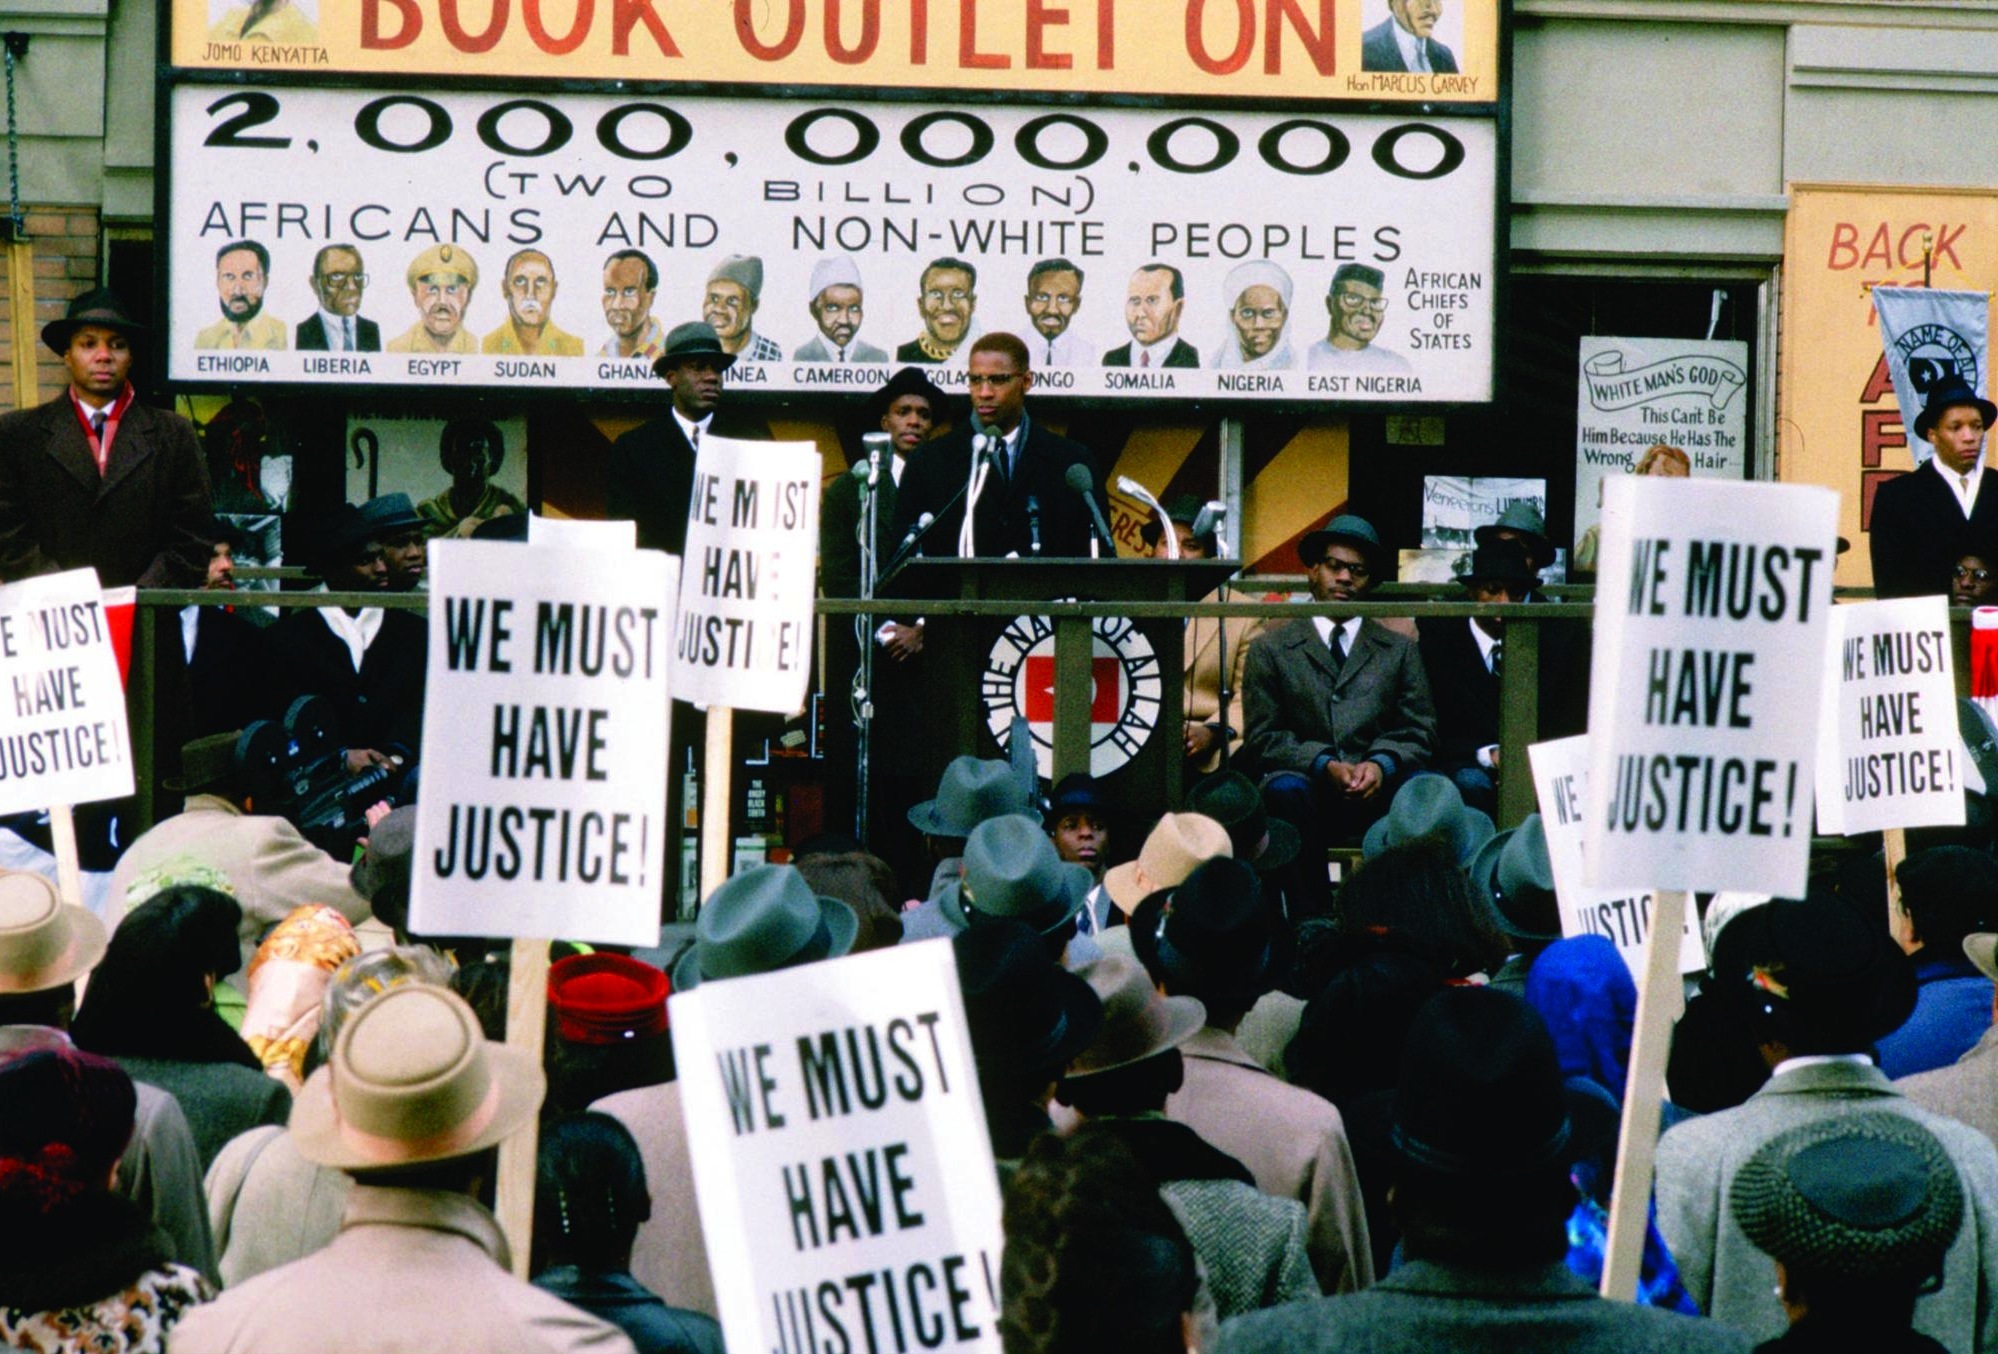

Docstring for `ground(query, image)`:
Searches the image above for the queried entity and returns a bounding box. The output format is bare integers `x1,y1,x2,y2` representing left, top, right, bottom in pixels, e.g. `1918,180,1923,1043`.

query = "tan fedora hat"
0,871,106,995
1102,813,1233,918
1066,954,1206,1077
289,984,544,1170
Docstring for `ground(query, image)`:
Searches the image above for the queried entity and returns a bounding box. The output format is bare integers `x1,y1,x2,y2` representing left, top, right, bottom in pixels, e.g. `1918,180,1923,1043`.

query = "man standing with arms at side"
891,332,1106,559
0,289,214,586
1870,377,1998,599
1242,515,1434,915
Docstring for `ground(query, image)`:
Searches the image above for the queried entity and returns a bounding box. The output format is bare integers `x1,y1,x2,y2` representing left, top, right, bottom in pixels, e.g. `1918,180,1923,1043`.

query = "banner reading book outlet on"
411,540,675,947
1585,478,1839,898
671,941,1004,1354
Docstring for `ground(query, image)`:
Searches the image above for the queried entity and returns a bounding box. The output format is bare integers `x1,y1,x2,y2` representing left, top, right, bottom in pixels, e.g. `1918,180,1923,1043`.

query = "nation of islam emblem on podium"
981,611,1163,777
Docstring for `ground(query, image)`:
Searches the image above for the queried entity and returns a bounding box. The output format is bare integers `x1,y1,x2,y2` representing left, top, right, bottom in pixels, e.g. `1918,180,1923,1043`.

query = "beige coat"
1166,1027,1374,1295
593,1078,716,1316
1901,1022,1998,1151
203,1124,350,1287
168,1185,638,1354
108,796,372,983
1184,609,1266,773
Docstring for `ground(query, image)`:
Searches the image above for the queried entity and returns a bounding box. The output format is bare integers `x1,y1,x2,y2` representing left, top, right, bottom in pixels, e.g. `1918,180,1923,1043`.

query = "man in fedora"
363,492,429,593
1135,857,1375,1295
1468,813,1562,994
110,730,374,982
1655,896,1998,1349
0,288,215,587
1361,775,1495,869
819,366,947,856
1058,953,1318,1317
606,320,764,879
1903,929,1998,1152
953,918,1102,1164
1221,988,1749,1354
1418,538,1537,815
1473,502,1555,594
596,864,857,1317
171,984,637,1354
936,814,1094,963
0,872,217,1281
1102,810,1234,925
1242,513,1436,914
1871,376,1998,599
899,756,1039,940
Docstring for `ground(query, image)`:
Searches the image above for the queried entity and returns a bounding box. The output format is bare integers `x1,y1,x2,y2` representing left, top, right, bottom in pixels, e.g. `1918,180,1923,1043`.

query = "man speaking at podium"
890,333,1108,560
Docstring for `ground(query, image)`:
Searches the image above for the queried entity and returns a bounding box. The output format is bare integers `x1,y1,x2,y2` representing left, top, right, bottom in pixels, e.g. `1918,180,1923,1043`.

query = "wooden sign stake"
1884,826,1916,953
699,708,735,900
494,936,551,1279
1599,888,1689,1301
47,803,83,910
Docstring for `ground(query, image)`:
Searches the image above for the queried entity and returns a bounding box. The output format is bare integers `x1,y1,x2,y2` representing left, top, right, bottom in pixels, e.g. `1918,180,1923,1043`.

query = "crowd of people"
4,284,1998,1353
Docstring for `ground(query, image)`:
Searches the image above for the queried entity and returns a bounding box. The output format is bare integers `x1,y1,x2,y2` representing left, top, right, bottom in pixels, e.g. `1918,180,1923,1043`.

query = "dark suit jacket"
1869,460,1998,599
295,314,382,352
1417,617,1499,767
0,393,214,586
888,419,1104,560
1240,617,1435,777
1218,1260,1751,1354
1103,338,1199,368
820,463,898,601
1360,16,1459,73
604,411,763,558
268,606,427,753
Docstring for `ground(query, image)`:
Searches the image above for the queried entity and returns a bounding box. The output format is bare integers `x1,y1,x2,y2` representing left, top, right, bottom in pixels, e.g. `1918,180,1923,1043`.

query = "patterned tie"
1140,349,1151,368
1491,639,1504,677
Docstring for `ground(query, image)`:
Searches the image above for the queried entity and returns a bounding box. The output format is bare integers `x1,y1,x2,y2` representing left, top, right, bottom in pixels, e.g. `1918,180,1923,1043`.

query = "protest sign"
410,539,675,948
1572,337,1748,573
1528,736,1706,976
1585,478,1838,898
527,515,636,550
673,436,821,715
1814,597,1964,836
671,941,1004,1354
0,569,134,815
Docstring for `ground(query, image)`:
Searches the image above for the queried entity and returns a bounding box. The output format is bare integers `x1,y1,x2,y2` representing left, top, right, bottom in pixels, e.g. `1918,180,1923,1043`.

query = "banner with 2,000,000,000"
167,85,1497,404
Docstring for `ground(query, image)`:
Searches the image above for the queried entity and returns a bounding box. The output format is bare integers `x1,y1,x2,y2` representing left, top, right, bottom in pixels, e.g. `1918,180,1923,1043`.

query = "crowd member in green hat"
1732,1113,1965,1352
596,865,857,1318
1468,814,1562,995
946,815,1094,964
900,757,1041,942
1361,774,1495,870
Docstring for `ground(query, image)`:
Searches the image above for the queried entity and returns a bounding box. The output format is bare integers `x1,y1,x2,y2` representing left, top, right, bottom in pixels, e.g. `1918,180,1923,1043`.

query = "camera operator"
269,500,427,772
108,732,375,988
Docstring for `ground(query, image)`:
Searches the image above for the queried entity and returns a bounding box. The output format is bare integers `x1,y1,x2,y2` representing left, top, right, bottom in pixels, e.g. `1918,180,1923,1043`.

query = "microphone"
848,459,872,480
1066,464,1116,559
897,511,935,556
1191,500,1226,542
1116,474,1176,559
862,431,890,488
1025,495,1043,556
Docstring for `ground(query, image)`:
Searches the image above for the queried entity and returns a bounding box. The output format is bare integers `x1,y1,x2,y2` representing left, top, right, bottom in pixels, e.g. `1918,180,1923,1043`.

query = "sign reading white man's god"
1585,478,1839,897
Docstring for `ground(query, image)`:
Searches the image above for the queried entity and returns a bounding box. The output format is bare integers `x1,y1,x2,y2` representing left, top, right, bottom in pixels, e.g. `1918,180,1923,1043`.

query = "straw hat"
0,872,106,995
288,984,544,1170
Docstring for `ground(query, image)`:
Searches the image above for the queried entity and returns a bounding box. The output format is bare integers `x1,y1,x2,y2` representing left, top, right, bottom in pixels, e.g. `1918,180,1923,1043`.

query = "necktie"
1491,639,1504,677
344,317,356,350
89,411,107,472
836,345,846,363
1327,626,1347,672
1414,42,1431,73
691,424,701,452
1047,342,1056,366
1140,349,1151,369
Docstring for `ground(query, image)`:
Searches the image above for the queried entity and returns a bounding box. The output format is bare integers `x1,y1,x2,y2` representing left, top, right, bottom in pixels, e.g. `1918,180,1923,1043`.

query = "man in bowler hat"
1655,896,1998,1349
1221,988,1751,1354
0,288,214,586
1242,514,1435,913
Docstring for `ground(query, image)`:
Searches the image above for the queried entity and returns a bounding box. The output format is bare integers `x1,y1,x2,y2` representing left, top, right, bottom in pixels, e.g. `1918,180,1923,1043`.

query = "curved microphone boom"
1116,474,1177,558
1191,500,1228,556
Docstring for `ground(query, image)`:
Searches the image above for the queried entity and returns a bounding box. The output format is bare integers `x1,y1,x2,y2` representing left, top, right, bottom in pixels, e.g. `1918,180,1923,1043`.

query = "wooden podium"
879,557,1240,820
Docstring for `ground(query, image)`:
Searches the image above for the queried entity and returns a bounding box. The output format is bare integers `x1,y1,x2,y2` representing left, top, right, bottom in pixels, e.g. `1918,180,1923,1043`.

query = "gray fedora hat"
358,493,425,539
673,863,858,991
908,755,1036,838
1362,774,1495,868
652,320,737,377
1297,513,1383,571
1468,814,1562,944
944,815,1093,935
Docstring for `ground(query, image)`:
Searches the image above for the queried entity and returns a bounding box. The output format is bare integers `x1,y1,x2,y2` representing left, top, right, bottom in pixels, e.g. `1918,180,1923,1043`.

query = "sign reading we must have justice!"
164,85,1497,403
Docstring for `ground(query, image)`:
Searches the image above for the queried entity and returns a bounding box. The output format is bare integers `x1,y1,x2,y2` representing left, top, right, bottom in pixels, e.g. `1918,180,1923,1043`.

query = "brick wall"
0,206,101,408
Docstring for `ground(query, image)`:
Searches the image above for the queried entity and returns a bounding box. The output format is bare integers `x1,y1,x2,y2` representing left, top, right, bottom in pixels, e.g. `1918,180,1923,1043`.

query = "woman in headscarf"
1210,261,1297,371
0,1036,213,1351
1524,935,1637,1103
69,885,290,1168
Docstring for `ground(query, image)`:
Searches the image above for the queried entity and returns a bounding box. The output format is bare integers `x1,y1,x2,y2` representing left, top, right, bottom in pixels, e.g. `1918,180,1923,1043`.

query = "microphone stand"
854,435,886,842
